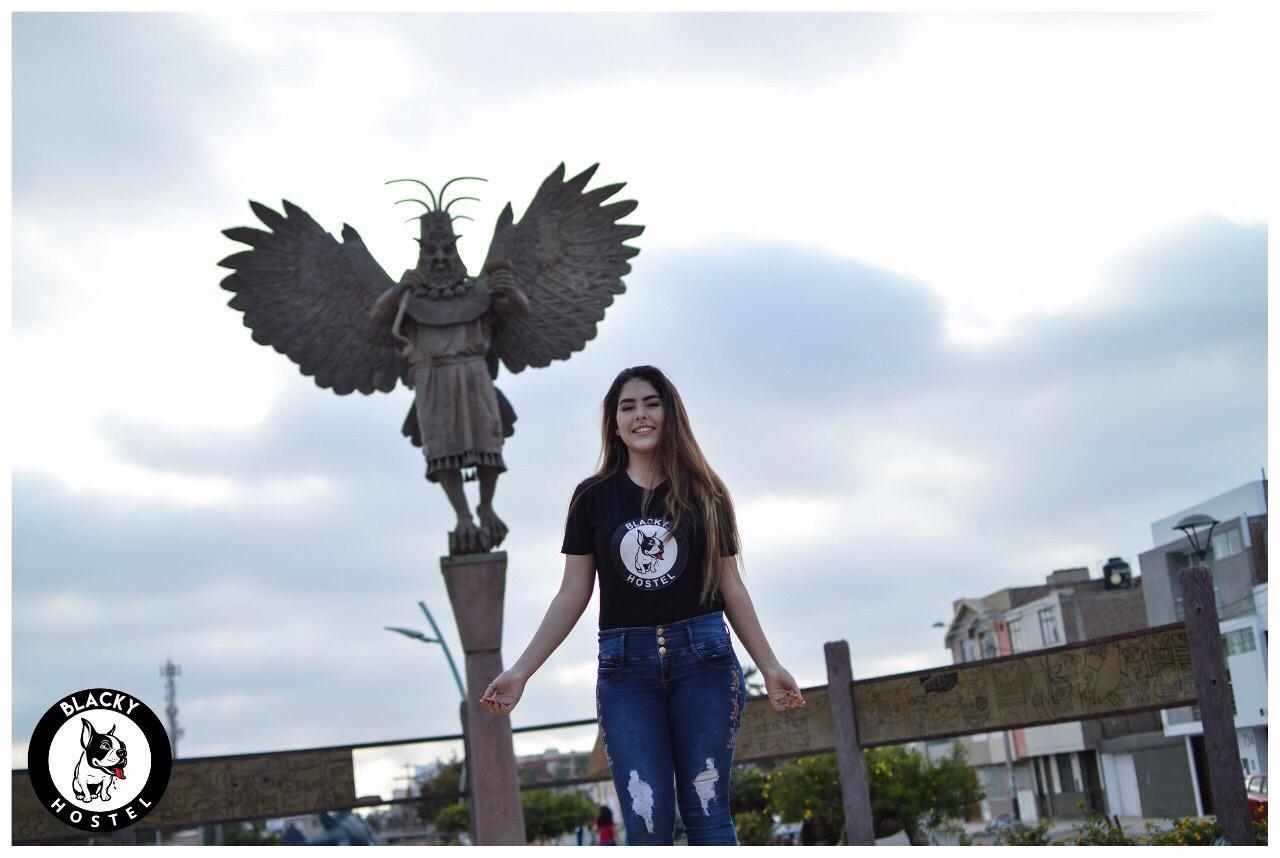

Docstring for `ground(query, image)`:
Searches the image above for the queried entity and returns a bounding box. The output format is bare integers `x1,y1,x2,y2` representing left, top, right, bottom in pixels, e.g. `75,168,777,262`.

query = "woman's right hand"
762,664,807,712
479,669,527,715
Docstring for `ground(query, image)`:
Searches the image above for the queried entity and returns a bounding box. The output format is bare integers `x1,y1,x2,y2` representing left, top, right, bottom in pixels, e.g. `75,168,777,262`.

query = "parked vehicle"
983,815,1026,836
771,822,801,845
1245,773,1267,819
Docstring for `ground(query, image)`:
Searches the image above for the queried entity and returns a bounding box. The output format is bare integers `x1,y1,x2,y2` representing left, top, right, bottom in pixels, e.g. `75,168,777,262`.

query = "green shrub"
432,801,471,844
1053,813,1136,845
521,789,597,844
730,765,773,845
994,819,1052,845
733,810,773,845
979,813,1268,847
1142,814,1267,846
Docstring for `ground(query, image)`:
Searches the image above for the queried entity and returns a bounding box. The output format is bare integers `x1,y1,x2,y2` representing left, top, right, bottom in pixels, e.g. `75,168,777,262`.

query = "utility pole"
159,658,188,845
1001,730,1021,821
394,763,419,797
160,659,185,757
385,601,471,807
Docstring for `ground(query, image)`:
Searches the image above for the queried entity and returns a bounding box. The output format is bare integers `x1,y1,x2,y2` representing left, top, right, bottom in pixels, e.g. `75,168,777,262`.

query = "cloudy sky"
10,12,1269,798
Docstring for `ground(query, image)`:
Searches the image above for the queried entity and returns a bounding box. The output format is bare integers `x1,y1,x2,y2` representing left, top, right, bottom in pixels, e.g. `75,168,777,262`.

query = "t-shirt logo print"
612,517,687,590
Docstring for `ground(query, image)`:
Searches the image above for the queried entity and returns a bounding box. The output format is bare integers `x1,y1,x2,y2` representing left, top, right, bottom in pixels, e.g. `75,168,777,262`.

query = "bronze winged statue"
219,163,642,555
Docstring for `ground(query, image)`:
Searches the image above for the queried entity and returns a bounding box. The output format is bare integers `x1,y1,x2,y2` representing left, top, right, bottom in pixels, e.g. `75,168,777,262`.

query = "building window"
979,630,998,659
1038,608,1061,645
1008,617,1025,653
1222,628,1257,657
1212,528,1244,560
960,638,977,662
977,765,1008,800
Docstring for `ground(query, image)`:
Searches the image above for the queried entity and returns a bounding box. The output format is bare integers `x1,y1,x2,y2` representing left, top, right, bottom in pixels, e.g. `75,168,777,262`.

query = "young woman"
480,365,805,845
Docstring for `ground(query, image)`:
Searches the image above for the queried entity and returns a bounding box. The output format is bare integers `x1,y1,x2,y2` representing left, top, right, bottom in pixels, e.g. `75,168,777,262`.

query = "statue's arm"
369,269,423,324
389,290,415,359
369,283,405,324
484,259,531,317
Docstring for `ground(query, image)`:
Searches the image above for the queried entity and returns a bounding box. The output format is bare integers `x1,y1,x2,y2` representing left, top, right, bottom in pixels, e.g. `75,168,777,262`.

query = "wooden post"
1180,566,1255,845
824,640,876,846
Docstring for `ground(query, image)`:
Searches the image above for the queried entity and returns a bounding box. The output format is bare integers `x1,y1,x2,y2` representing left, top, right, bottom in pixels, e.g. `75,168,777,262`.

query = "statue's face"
421,235,461,272
615,378,664,455
417,216,467,288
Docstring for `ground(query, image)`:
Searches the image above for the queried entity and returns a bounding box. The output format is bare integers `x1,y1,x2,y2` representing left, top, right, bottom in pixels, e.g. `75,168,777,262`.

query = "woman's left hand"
762,665,806,712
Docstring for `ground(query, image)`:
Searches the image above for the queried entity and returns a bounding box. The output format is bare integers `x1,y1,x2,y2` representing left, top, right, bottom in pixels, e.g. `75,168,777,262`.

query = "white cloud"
187,13,1272,345
549,656,598,690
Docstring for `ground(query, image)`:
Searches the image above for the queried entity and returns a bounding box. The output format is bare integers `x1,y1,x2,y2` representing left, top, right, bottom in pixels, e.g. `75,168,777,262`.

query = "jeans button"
658,646,667,654
656,627,665,635
657,637,666,644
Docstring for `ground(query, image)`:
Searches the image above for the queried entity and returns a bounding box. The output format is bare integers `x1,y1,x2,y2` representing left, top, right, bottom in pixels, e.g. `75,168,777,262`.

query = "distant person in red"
597,806,616,845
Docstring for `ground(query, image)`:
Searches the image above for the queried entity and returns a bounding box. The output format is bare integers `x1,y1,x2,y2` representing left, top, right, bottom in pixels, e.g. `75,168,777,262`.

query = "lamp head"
1174,513,1219,562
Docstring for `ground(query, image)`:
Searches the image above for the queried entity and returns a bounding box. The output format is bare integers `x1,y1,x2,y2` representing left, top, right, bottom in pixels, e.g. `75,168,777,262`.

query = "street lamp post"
1173,513,1255,845
385,601,470,800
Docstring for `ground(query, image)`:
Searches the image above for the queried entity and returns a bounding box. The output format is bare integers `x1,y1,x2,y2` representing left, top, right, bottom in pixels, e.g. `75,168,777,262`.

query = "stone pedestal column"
440,551,526,845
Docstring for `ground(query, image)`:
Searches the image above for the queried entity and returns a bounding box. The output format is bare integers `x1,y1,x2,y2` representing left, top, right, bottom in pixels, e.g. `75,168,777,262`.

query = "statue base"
440,551,526,845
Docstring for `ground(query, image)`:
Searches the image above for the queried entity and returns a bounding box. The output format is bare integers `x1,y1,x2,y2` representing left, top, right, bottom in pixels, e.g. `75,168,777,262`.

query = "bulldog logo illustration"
610,516,688,591
632,528,666,575
72,719,127,802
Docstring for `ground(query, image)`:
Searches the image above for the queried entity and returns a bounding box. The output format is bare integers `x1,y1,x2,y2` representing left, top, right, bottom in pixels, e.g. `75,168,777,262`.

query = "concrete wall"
1071,584,1148,640
1022,721,1085,756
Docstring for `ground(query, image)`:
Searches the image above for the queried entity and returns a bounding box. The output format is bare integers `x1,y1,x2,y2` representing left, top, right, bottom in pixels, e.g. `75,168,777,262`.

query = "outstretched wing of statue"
483,163,643,373
219,201,401,395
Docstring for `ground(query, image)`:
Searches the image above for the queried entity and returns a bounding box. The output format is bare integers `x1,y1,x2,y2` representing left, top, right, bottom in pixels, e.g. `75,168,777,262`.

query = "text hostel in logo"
28,688,173,834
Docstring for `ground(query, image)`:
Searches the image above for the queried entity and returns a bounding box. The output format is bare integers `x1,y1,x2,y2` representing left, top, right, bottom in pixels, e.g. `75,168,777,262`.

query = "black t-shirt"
562,470,735,630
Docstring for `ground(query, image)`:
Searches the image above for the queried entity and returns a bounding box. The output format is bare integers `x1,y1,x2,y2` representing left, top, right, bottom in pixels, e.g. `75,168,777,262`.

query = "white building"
944,566,1150,822
1132,480,1268,817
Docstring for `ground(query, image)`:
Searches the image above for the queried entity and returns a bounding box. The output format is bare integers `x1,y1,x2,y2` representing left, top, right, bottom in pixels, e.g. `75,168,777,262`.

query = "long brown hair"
569,365,742,605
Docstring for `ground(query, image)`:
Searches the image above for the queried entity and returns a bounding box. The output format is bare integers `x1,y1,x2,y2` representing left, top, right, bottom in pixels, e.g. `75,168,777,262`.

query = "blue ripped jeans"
595,611,747,846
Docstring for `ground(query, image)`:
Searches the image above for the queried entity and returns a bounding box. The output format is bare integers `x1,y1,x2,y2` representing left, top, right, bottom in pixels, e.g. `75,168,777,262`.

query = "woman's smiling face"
615,377,664,454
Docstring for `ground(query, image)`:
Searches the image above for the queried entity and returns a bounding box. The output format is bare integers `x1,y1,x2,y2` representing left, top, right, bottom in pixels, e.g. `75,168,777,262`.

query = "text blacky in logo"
28,689,172,833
